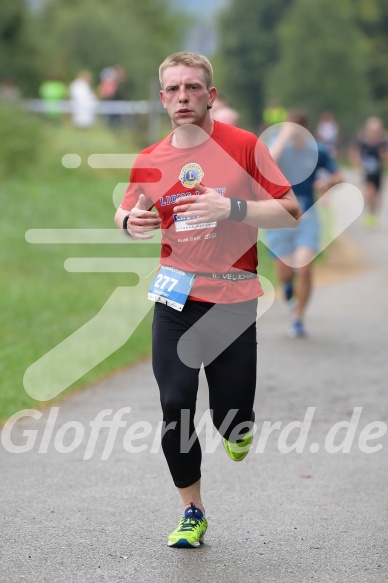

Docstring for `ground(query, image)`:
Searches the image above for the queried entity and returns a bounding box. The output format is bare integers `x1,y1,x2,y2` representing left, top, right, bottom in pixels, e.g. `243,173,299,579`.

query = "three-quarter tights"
152,298,257,488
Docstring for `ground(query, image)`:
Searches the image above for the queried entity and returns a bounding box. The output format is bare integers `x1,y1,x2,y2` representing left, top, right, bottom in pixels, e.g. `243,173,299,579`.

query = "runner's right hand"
128,194,161,239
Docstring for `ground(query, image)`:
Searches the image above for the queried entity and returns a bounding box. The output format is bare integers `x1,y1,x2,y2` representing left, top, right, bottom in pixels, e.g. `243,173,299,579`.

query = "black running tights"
152,299,257,488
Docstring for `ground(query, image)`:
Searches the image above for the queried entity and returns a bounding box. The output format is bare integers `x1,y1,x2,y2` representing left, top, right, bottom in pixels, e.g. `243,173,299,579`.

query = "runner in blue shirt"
265,110,342,337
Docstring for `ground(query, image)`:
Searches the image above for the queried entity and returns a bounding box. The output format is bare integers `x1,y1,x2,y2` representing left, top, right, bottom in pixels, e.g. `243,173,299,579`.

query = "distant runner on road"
265,110,342,338
349,116,388,229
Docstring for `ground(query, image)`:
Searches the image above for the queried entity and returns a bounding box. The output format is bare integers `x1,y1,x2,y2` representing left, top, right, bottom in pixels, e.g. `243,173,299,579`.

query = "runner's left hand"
173,183,231,224
313,179,332,195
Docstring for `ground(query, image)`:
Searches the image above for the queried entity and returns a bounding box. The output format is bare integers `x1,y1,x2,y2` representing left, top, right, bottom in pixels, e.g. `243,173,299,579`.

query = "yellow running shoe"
364,213,378,229
167,503,208,548
223,431,253,462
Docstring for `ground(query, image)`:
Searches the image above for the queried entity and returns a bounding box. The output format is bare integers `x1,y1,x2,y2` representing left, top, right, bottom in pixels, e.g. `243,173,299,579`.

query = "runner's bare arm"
348,145,363,169
173,185,301,229
314,170,342,195
245,188,302,228
268,122,296,161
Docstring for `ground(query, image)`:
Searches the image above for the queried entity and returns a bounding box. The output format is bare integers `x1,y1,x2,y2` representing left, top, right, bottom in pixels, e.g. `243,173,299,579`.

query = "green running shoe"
223,431,253,462
364,213,378,229
167,502,208,548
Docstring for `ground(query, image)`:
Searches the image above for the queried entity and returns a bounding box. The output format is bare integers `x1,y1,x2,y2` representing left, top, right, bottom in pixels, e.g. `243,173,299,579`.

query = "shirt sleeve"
121,169,142,211
120,165,160,211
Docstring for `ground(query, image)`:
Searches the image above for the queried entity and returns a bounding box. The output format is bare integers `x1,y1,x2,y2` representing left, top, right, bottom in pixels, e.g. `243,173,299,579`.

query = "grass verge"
1,121,157,420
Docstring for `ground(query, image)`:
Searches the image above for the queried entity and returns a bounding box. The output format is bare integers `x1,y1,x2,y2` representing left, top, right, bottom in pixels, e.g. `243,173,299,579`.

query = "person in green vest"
39,75,68,120
263,99,288,127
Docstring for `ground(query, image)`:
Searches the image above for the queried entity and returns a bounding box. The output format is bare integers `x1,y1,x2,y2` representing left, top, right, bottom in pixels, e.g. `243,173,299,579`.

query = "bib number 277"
153,273,178,292
148,265,195,311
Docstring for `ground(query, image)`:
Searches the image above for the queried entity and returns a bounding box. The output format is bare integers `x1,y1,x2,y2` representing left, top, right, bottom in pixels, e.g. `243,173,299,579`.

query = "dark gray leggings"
152,299,257,488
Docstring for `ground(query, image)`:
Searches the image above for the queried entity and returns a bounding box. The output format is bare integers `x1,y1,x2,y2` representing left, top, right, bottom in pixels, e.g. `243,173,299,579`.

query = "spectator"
68,71,97,128
98,67,118,100
262,100,288,127
39,74,67,120
0,75,21,103
316,110,339,158
98,65,132,127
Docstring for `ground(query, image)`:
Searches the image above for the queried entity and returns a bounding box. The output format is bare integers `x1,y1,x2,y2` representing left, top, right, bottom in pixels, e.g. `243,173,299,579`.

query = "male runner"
265,110,342,337
210,94,240,126
349,116,388,228
115,52,300,547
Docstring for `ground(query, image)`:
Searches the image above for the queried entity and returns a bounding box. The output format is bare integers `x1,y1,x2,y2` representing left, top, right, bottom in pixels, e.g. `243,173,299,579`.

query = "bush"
0,100,47,180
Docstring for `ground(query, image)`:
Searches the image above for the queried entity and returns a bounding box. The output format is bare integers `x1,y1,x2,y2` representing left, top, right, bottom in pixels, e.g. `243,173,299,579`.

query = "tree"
0,0,39,93
216,0,294,130
0,0,24,69
31,0,182,97
267,0,369,130
348,0,388,123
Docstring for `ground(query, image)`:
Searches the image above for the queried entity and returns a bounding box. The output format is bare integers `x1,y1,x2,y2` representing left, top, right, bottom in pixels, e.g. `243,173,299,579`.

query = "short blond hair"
159,51,213,90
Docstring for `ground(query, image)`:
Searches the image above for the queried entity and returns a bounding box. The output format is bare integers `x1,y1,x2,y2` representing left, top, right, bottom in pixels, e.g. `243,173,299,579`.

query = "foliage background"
1,0,387,419
216,0,388,131
1,0,388,131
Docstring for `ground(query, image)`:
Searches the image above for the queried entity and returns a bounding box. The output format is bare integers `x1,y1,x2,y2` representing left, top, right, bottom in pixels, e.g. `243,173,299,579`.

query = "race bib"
363,155,379,174
173,214,217,232
148,266,195,311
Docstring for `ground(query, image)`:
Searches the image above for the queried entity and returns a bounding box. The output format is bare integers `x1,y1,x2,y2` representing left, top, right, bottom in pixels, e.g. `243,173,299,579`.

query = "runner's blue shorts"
265,207,320,258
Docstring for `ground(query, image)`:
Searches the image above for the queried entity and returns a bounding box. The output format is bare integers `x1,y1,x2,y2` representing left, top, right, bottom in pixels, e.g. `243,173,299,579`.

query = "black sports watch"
122,214,133,237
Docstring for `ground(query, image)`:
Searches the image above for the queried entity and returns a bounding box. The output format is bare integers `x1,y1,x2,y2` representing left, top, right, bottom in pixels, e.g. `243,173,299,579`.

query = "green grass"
1,121,158,420
0,120,277,422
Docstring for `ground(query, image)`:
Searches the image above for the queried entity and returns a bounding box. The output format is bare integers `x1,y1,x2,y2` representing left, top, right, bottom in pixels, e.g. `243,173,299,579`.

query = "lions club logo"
179,163,204,188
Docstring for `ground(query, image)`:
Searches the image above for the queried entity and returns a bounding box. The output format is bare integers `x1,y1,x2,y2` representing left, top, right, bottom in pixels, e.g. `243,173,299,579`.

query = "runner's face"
160,65,216,130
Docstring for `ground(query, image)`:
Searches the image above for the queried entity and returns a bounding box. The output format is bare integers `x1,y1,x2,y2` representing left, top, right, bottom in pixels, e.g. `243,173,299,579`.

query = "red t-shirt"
121,121,290,303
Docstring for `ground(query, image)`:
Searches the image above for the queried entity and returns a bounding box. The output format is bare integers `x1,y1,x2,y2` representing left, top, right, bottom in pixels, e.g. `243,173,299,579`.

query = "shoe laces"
178,502,204,532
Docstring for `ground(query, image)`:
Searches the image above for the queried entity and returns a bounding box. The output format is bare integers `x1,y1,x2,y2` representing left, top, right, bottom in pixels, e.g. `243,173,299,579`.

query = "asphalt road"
1,171,387,583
